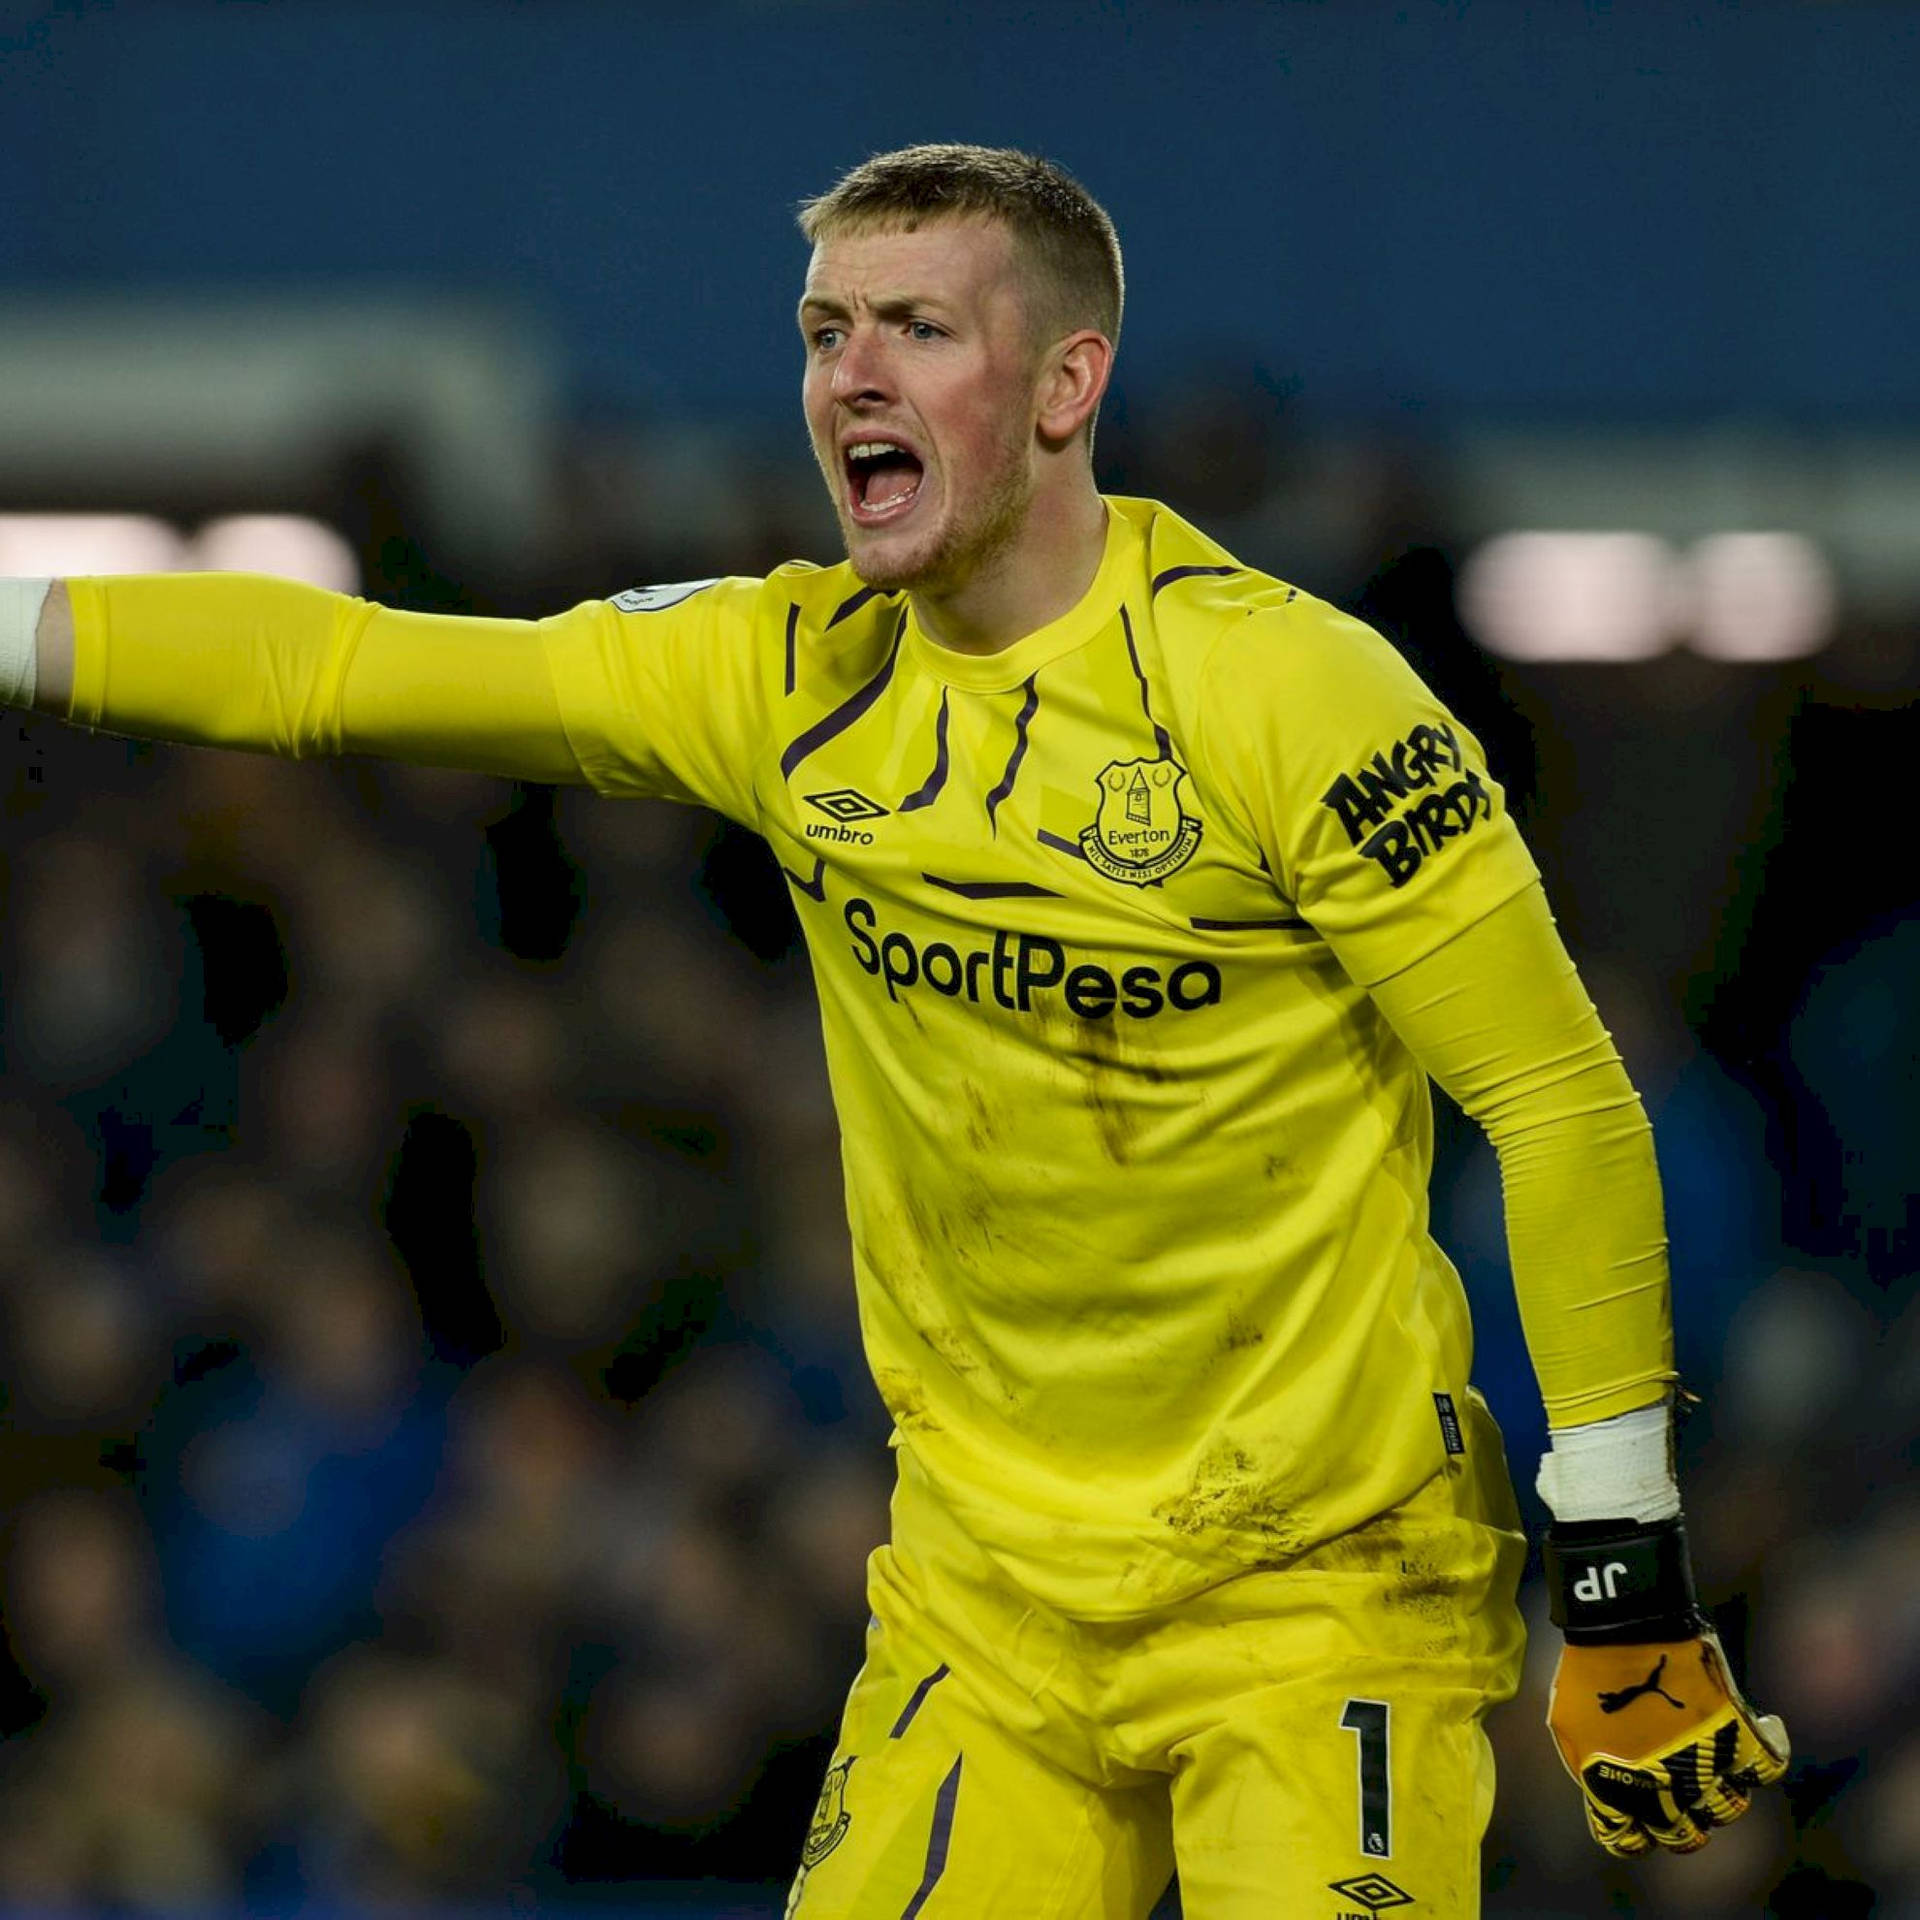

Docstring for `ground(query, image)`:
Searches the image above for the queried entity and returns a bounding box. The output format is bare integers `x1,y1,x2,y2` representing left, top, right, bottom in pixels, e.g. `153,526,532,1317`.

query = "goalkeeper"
0,144,1785,1915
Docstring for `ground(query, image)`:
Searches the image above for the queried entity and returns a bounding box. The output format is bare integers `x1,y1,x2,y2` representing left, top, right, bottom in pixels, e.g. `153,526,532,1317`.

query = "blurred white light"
0,512,359,593
188,516,360,592
1457,532,1680,663
1685,532,1835,662
0,514,186,575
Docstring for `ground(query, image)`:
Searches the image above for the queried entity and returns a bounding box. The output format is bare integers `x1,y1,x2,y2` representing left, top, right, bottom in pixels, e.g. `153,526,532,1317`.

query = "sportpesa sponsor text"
844,896,1222,1018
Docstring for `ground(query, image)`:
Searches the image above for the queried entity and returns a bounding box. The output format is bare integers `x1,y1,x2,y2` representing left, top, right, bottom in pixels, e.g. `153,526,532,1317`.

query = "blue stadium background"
0,4,1915,1915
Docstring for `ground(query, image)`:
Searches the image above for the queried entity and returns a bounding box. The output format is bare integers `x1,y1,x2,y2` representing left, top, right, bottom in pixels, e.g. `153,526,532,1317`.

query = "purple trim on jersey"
780,855,827,902
1190,914,1310,931
779,609,906,780
1121,607,1174,761
1036,828,1088,861
783,602,799,696
1150,563,1238,596
983,674,1040,836
922,873,1062,901
828,584,885,628
899,1755,963,1920
899,690,951,813
889,1662,950,1739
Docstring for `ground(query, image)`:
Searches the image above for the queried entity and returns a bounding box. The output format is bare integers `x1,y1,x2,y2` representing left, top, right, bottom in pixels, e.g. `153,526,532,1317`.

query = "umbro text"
807,820,876,845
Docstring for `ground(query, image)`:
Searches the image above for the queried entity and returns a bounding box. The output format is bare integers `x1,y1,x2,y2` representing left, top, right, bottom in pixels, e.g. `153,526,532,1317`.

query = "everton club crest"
1080,757,1203,886
801,1756,854,1868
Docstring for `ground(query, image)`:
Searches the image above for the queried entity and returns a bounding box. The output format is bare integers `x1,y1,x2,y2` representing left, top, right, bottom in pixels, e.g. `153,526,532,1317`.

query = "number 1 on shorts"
1340,1698,1392,1858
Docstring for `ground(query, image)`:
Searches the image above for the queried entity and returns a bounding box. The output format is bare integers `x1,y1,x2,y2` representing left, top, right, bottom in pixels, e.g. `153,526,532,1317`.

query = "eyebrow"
797,292,950,325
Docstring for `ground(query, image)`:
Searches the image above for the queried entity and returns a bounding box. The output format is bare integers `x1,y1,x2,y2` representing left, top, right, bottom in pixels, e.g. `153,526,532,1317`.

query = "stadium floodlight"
0,513,360,591
1459,530,1838,665
188,516,361,593
0,514,186,576
1684,532,1835,663
1457,532,1681,664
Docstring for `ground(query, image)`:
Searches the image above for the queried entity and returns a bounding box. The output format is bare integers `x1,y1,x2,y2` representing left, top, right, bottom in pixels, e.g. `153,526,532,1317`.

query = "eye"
907,320,942,342
811,326,845,352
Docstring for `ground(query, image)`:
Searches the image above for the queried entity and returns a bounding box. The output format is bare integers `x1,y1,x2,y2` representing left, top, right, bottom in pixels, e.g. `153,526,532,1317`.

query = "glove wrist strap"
1544,1514,1703,1645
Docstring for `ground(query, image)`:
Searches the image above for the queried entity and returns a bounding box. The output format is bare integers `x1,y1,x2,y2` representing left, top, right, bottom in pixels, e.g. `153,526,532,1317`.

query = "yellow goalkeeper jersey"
547,497,1541,1613
65,494,1628,1618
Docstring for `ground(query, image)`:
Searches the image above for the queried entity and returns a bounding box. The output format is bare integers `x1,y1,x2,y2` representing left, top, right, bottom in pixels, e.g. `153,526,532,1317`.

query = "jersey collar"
901,501,1136,694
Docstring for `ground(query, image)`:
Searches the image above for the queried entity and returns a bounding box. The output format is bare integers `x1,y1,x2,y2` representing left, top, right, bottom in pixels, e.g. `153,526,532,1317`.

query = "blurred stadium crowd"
0,378,1914,1920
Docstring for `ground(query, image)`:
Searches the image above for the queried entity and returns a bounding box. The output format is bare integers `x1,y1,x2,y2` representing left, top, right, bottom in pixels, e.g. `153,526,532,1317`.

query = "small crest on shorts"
609,579,720,613
801,1756,854,1867
1080,756,1202,886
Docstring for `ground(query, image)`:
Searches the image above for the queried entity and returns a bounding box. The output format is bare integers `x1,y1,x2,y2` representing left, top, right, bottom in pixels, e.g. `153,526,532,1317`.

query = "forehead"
801,215,1021,311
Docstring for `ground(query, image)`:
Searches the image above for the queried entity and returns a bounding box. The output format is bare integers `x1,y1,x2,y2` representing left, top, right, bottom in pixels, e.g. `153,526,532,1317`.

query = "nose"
830,324,891,406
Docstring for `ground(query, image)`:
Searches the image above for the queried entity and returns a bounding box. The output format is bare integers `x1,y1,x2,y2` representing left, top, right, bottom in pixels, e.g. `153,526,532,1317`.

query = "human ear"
1035,331,1114,447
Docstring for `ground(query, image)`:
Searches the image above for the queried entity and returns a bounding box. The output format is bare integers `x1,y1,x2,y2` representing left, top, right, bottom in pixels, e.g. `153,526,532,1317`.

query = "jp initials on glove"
1543,1516,1790,1857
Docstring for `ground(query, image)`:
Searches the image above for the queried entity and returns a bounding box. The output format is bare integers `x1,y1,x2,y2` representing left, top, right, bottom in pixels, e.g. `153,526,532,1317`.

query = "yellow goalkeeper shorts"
787,1392,1525,1920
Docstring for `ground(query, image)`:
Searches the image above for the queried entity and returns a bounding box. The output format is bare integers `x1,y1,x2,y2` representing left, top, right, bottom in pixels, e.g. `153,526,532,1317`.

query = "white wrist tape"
1536,1399,1680,1524
0,578,50,709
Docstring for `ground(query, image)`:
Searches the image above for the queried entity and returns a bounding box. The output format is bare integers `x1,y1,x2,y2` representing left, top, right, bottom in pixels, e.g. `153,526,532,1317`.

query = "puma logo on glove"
1597,1654,1686,1715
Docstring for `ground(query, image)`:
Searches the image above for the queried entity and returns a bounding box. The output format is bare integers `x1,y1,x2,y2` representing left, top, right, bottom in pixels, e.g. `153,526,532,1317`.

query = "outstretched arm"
15,571,585,785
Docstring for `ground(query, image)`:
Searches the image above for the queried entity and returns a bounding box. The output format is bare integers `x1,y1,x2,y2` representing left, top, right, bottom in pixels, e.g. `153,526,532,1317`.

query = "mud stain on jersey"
899,1180,938,1249
874,1366,942,1432
853,1220,948,1352
918,1322,983,1378
895,1174,998,1273
1059,1014,1172,1167
948,1191,1001,1278
954,1181,993,1238
1058,1019,1173,1085
1387,1548,1461,1656
1220,1305,1266,1352
916,1320,1021,1412
1086,1078,1144,1166
957,1081,998,1152
1153,1438,1309,1565
1391,1551,1457,1615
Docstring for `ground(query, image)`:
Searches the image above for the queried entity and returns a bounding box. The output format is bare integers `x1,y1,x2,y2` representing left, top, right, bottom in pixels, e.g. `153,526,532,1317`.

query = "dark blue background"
4,0,1915,426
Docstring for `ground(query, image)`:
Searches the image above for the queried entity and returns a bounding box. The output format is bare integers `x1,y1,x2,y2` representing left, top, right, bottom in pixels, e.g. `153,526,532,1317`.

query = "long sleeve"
65,571,588,784
1364,879,1675,1427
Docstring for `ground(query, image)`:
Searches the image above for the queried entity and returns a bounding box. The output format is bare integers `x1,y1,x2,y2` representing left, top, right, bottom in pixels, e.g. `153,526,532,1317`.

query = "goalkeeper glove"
1543,1516,1790,1856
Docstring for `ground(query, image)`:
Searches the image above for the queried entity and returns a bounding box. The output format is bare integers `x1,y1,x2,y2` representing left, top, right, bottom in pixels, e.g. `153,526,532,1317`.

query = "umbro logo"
803,788,889,847
805,788,890,823
1328,1874,1413,1915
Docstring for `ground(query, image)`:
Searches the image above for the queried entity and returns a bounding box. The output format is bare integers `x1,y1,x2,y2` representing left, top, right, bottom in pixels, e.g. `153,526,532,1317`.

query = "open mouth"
844,439,926,525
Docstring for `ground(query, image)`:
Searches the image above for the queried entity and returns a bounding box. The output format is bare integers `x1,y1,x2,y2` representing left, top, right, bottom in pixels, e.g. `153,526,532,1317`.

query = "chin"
848,550,928,592
842,520,950,594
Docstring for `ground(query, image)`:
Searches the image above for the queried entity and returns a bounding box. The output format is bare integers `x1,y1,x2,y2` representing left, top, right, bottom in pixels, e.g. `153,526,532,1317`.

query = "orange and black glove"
1543,1517,1790,1856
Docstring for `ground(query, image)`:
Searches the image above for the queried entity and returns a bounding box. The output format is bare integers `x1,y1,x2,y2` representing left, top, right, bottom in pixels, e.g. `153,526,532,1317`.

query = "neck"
910,482,1108,656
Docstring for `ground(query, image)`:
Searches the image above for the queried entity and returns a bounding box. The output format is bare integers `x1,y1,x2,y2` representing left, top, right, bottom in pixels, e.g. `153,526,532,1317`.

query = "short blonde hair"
799,143,1124,349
